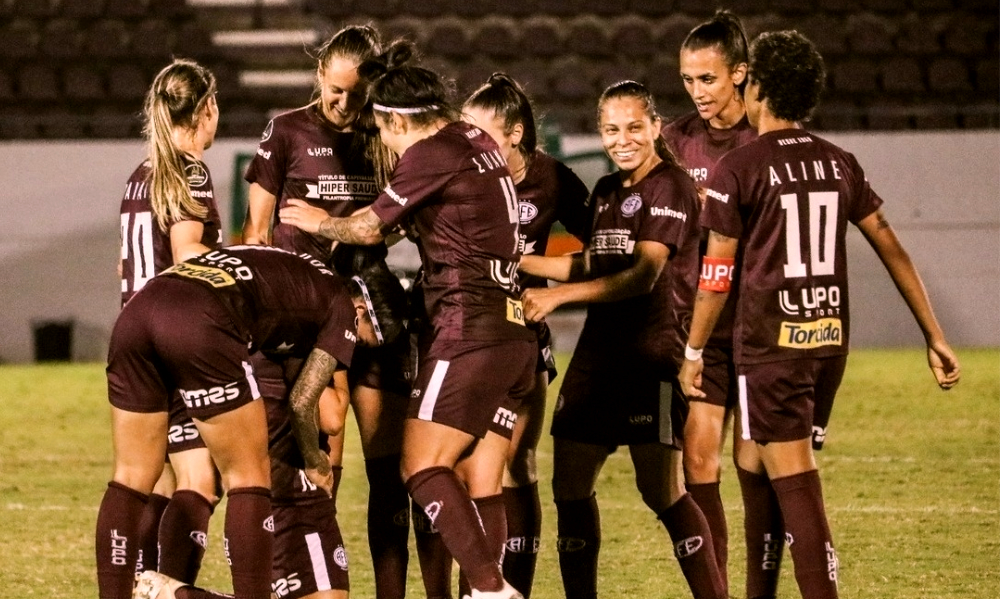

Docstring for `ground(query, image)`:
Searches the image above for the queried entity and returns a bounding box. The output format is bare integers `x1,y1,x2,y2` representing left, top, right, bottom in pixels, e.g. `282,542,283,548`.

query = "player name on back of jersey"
767,157,844,187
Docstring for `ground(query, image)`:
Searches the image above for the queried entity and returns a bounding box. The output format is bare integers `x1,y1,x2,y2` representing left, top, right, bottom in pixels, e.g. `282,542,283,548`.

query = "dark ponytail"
682,9,750,94
360,40,458,127
598,80,679,168
464,73,538,163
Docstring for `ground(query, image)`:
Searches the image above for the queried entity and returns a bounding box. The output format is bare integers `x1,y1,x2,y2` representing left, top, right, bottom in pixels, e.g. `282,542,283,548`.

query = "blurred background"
0,0,997,362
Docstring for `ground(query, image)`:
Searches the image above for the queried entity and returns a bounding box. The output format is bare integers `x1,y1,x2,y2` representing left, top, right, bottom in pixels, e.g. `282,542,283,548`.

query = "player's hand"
927,339,960,390
304,454,334,497
679,358,706,399
521,287,563,323
279,199,328,234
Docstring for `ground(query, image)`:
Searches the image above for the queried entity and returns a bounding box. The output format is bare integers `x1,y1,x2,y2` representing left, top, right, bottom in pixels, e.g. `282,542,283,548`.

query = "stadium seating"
0,0,995,138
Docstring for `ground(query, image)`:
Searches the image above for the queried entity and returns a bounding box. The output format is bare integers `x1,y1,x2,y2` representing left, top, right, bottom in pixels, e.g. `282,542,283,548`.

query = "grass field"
0,348,997,598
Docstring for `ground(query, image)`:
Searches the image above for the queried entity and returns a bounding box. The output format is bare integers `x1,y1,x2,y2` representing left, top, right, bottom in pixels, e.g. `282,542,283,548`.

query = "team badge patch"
261,119,274,142
333,545,348,569
186,162,208,187
621,194,643,216
519,201,538,224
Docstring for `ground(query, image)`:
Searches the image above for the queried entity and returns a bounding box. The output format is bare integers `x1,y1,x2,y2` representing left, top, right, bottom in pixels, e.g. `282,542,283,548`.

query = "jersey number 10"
781,191,839,279
121,211,155,293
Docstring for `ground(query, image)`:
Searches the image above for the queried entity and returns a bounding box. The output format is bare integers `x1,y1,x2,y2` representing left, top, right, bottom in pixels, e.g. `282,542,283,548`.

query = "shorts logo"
262,516,275,533
556,537,587,552
163,263,236,288
190,530,208,549
778,318,843,349
812,424,827,448
506,536,541,554
261,119,273,142
506,297,525,326
167,422,200,444
109,529,128,566
629,414,653,425
179,381,241,409
519,202,538,224
333,545,348,569
423,501,442,526
272,573,302,598
493,407,517,430
621,194,642,216
674,536,704,558
185,163,208,187
410,388,422,399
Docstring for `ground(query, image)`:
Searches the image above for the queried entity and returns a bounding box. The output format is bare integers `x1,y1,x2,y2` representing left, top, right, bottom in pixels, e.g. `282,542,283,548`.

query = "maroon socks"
458,494,507,597
96,481,148,598
412,496,453,598
555,494,600,599
771,470,838,599
687,481,729,591
364,455,410,598
157,490,214,584
222,487,273,599
658,493,727,599
502,483,542,597
737,466,785,598
135,492,170,574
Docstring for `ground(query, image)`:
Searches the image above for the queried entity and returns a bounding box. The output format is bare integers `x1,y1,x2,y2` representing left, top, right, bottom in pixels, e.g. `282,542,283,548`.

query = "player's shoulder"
661,111,702,139
260,105,314,139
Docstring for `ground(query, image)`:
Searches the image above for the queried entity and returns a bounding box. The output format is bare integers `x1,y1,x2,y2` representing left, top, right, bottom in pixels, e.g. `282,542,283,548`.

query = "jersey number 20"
781,191,838,279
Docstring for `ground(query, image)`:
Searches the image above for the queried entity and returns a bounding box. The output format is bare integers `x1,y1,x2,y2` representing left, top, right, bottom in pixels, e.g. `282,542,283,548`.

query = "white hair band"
372,103,440,114
351,275,384,345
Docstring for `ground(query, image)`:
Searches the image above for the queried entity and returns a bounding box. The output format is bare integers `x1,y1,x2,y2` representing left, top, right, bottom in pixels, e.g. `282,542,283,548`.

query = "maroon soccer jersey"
371,121,534,342
702,130,884,364
160,245,358,366
516,150,590,289
661,112,757,185
244,105,380,264
581,161,701,369
119,158,222,305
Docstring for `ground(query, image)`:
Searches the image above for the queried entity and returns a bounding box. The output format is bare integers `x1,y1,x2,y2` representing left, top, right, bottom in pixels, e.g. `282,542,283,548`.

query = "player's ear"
509,122,524,147
389,111,408,134
731,62,748,86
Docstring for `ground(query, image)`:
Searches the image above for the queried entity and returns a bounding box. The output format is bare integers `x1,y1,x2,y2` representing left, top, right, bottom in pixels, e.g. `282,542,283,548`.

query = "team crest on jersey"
519,202,538,224
261,119,274,142
186,162,208,187
621,194,642,216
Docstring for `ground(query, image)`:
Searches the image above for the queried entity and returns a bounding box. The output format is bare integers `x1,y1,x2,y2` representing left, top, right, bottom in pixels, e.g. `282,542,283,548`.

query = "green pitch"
1,349,997,598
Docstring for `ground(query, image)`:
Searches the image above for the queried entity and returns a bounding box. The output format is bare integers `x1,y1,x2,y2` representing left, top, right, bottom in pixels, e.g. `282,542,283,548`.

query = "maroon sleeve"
554,160,591,241
312,291,358,368
370,138,457,230
845,154,884,225
702,158,744,240
243,117,287,197
637,168,697,255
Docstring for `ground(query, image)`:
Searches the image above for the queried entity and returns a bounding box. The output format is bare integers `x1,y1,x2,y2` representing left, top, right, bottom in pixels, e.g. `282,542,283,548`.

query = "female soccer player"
279,41,535,599
680,31,960,599
98,247,386,599
518,80,725,599
242,24,413,598
461,73,590,598
118,58,222,590
661,10,775,594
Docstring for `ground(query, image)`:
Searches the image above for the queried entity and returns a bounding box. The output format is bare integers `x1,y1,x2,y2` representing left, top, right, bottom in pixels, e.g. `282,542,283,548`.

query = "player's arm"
242,182,277,245
519,251,588,284
169,221,211,264
857,209,960,389
279,201,386,246
317,370,351,436
679,230,739,399
288,347,341,495
521,241,666,322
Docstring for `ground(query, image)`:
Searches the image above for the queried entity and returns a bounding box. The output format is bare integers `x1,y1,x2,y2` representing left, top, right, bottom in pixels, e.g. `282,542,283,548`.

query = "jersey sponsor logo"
650,205,687,221
256,147,272,160
190,189,213,199
556,537,587,552
490,259,519,294
305,178,379,200
687,167,708,182
307,147,334,157
778,318,843,349
162,263,237,288
385,184,408,206
345,329,357,343
167,422,200,444
190,530,208,549
179,381,241,409
109,529,128,566
778,285,842,318
506,535,541,554
272,573,303,598
776,135,812,146
519,201,538,223
674,536,704,558
705,188,729,204
465,127,481,139
517,235,537,256
493,406,517,430
590,232,634,255
621,194,642,216
200,250,256,280
185,162,208,187
261,119,274,142
768,158,842,186
699,257,735,292
506,297,526,326
333,545,349,569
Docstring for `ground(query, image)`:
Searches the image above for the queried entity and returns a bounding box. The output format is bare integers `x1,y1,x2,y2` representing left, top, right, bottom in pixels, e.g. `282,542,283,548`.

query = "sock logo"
556,537,587,552
762,533,781,570
423,501,442,526
826,541,839,583
674,536,704,558
190,530,208,549
785,532,794,546
505,536,541,554
224,538,232,566
333,545,349,569
263,515,275,532
393,508,411,527
110,529,128,566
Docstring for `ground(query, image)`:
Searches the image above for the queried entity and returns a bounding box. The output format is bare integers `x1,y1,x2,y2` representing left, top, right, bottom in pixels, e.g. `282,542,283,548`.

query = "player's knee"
683,448,722,481
504,450,537,486
112,465,162,495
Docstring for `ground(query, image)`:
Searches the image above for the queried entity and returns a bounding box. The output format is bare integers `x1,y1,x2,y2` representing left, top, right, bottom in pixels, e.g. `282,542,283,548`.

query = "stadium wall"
0,131,996,363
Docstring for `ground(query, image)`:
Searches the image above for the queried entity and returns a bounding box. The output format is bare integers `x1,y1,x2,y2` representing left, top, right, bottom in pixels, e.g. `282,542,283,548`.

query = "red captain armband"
699,256,736,292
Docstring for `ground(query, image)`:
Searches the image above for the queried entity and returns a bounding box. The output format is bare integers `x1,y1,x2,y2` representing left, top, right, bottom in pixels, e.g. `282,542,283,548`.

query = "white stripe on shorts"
738,375,751,441
305,532,331,591
242,360,261,399
418,360,450,421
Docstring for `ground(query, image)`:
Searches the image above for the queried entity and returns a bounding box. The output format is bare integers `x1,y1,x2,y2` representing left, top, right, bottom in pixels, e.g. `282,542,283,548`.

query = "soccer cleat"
133,570,183,599
469,580,524,599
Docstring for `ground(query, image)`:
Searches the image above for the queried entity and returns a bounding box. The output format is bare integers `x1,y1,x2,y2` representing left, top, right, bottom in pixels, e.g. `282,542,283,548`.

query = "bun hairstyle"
598,80,679,168
682,9,750,93
143,59,216,232
359,40,458,127
313,23,382,70
347,257,409,347
464,72,538,162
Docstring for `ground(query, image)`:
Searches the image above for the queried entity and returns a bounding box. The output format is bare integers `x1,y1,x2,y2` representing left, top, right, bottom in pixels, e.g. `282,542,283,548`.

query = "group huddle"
97,10,960,600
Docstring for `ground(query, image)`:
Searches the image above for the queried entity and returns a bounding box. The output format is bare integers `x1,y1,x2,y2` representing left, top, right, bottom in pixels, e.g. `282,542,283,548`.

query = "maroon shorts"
736,355,847,447
166,392,207,453
551,342,686,449
271,498,349,598
691,343,738,410
348,332,411,396
407,339,535,439
108,277,260,421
